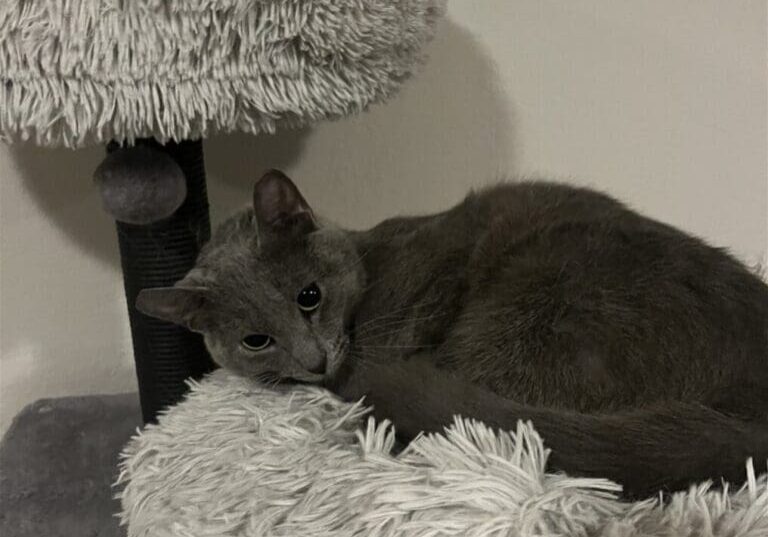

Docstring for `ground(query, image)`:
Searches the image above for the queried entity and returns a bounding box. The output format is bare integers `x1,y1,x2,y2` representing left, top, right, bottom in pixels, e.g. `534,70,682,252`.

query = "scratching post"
112,140,215,423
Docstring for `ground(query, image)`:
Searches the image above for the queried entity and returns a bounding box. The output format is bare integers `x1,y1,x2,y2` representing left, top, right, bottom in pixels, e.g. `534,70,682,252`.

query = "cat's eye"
241,334,273,351
297,283,322,312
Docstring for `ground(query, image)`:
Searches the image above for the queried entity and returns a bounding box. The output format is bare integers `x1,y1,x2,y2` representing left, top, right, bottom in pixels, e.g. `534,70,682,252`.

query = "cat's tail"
333,358,768,499
519,399,768,499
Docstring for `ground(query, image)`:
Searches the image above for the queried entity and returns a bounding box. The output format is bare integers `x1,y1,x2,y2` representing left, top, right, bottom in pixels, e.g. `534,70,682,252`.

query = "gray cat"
137,169,768,498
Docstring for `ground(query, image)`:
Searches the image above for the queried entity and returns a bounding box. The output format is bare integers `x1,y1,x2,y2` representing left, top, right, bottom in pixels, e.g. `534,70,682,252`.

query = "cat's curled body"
138,170,768,498
349,183,768,413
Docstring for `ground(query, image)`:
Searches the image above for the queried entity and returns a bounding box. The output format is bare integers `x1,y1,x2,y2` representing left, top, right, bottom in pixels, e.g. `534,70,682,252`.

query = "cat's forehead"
258,238,324,285
199,234,318,290
195,209,344,296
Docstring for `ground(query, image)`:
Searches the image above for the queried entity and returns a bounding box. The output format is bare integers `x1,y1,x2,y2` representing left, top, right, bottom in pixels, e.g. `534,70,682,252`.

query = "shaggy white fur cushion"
0,0,444,147
117,369,768,537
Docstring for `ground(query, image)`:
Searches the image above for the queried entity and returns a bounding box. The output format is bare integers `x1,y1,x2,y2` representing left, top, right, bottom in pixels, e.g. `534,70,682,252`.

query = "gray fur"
137,171,768,498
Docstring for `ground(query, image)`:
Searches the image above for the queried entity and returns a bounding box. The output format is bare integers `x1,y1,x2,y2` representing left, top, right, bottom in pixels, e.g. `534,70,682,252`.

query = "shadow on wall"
206,18,516,228
11,16,514,265
204,127,309,225
8,144,118,265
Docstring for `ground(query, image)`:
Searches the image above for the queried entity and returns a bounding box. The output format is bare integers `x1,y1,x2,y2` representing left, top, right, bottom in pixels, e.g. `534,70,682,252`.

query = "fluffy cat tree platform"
118,369,768,537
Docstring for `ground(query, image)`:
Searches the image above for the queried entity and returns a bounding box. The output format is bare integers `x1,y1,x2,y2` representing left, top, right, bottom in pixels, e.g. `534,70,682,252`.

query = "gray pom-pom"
94,146,187,224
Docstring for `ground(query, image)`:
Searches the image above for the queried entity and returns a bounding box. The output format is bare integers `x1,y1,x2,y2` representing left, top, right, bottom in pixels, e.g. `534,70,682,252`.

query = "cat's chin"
288,372,326,384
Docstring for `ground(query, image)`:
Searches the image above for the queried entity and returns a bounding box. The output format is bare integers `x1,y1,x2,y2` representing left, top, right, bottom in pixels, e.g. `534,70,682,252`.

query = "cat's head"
135,170,365,383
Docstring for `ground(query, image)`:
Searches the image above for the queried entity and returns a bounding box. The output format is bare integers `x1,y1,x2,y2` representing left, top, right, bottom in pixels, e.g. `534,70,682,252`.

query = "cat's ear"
135,286,211,332
253,169,317,242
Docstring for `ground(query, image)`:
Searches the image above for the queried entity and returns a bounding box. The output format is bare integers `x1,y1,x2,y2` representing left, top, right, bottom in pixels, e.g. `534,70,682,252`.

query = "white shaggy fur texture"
0,0,444,148
117,369,768,537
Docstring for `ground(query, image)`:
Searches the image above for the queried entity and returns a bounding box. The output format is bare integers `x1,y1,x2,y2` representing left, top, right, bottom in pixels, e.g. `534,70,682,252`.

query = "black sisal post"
110,139,216,424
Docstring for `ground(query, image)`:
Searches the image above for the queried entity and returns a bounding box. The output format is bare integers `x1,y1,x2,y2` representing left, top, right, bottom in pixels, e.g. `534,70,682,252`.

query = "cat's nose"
296,350,326,375
306,355,327,375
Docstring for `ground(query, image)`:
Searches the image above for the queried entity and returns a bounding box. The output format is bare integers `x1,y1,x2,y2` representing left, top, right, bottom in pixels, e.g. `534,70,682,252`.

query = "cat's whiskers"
356,344,438,350
353,297,444,332
256,371,280,387
355,311,454,341
349,257,422,296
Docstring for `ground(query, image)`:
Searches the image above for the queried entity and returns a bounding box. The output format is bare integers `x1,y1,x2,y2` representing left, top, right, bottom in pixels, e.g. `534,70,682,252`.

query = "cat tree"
4,5,767,537
0,0,444,424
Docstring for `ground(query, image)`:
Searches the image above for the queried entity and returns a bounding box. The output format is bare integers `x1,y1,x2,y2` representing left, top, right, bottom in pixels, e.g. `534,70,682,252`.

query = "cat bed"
118,369,768,537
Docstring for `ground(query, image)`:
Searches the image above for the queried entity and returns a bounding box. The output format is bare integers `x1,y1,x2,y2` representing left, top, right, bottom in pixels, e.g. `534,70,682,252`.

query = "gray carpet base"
0,393,141,537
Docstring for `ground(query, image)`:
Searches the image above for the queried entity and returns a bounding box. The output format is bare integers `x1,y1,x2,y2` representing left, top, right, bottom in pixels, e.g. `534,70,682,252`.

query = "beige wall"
1,0,766,434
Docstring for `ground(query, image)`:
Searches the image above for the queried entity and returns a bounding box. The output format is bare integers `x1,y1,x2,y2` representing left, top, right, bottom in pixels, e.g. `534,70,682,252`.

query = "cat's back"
362,179,766,301
465,180,764,286
463,180,629,225
361,181,625,250
458,181,768,406
469,180,768,331
361,180,768,409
